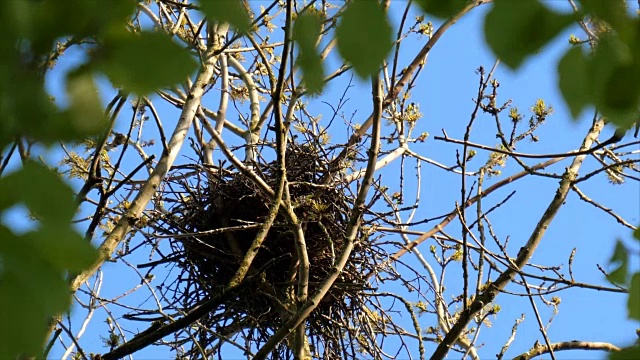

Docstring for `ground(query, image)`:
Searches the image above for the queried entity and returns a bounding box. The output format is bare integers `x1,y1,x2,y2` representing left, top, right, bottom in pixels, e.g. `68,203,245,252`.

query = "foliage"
199,0,251,34
335,0,392,78
484,0,574,69
94,31,198,95
0,0,195,357
292,12,324,94
607,229,640,358
0,164,97,359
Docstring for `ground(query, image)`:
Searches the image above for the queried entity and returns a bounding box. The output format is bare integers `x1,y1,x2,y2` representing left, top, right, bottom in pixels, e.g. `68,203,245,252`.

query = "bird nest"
148,143,386,357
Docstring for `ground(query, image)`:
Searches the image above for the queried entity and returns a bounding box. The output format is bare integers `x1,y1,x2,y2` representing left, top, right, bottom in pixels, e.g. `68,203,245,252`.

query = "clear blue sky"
2,1,636,359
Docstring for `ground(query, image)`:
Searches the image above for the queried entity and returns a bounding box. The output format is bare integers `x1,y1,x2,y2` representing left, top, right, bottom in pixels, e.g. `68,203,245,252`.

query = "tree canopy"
0,1,638,359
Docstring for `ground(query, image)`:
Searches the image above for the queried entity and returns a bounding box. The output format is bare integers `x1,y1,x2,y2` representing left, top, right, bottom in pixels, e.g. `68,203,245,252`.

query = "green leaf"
0,42,106,147
558,46,592,118
0,68,58,148
96,31,198,95
0,162,77,224
610,345,640,360
633,226,640,241
64,68,108,135
0,164,97,358
628,273,640,320
0,226,71,359
199,0,251,34
414,0,469,19
336,1,392,78
484,0,574,69
590,35,640,127
25,224,97,272
607,240,629,285
4,0,135,56
293,12,325,94
579,0,631,40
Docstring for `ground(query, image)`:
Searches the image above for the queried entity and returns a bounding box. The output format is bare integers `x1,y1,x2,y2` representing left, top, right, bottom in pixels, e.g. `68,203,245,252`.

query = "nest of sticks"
150,143,385,357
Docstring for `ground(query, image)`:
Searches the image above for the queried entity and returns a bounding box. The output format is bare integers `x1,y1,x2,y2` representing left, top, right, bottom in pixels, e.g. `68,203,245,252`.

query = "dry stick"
61,272,103,360
391,156,566,260
201,24,238,267
406,148,477,175
390,0,413,92
142,97,169,153
45,94,129,342
434,135,639,159
0,141,18,176
75,94,127,205
571,185,637,230
69,46,218,293
223,0,294,290
385,227,625,293
204,49,228,165
253,75,383,360
471,59,501,304
42,329,62,360
379,182,455,338
496,313,525,360
343,144,407,183
154,223,263,238
460,65,490,313
518,274,556,360
323,0,490,182
158,90,246,137
429,118,606,360
201,114,273,196
104,12,298,360
475,168,487,296
101,290,236,360
269,2,311,357
101,116,284,358
226,55,261,163
513,341,620,360
57,321,89,360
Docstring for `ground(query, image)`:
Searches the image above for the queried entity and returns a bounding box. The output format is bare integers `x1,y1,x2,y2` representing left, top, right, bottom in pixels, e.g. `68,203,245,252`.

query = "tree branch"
514,340,620,359
69,47,219,293
429,117,606,360
253,74,383,360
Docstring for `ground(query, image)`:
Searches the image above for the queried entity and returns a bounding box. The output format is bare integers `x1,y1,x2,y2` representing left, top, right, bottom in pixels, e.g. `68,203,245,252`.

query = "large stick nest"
148,143,386,357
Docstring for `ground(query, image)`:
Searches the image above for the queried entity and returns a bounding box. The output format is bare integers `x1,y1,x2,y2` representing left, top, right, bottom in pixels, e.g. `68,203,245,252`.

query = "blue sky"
2,1,637,359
